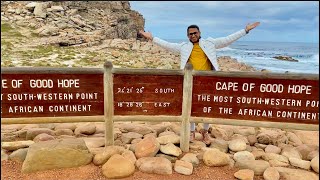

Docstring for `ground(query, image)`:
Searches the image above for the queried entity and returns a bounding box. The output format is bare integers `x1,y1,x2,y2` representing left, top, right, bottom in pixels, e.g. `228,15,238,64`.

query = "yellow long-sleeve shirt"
188,43,212,71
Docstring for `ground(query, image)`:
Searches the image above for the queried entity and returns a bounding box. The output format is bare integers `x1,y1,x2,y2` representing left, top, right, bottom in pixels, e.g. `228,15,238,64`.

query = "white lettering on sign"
30,79,53,88
1,79,8,88
48,104,91,112
203,106,212,113
57,79,80,88
154,102,170,107
11,79,23,88
8,106,44,113
242,83,256,92
276,111,319,120
75,93,98,100
219,107,232,114
215,82,238,91
197,94,210,102
287,85,312,94
212,96,233,103
117,102,143,108
154,88,175,93
238,108,273,117
260,84,284,93
236,97,302,107
306,100,319,108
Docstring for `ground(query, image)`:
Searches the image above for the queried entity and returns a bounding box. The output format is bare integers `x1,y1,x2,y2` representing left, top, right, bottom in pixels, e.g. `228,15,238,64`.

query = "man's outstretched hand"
245,22,260,33
138,30,153,41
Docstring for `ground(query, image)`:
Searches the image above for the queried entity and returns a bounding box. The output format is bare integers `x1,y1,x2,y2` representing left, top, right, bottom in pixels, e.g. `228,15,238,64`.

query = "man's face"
188,28,200,43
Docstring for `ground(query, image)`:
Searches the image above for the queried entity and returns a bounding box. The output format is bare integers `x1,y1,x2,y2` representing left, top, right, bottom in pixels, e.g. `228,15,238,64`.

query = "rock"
34,2,47,18
135,136,160,159
156,134,180,145
22,139,93,173
275,167,319,180
74,122,96,135
281,146,302,159
120,132,143,144
210,126,229,140
268,159,290,167
203,148,230,167
256,129,287,145
289,157,311,170
209,138,229,153
234,169,254,180
233,151,255,162
273,56,299,62
296,144,315,160
26,128,55,140
33,133,55,142
292,130,319,146
189,141,207,151
174,160,193,175
160,143,182,157
156,154,177,163
102,154,135,179
287,132,303,146
308,151,319,161
311,155,319,173
82,137,105,148
265,145,281,154
118,123,154,135
1,150,9,161
136,157,172,175
180,153,199,167
247,135,257,146
25,2,37,11
54,123,76,131
55,129,74,136
262,153,289,164
233,127,256,136
93,145,125,165
2,140,34,151
8,148,28,162
252,149,266,159
229,139,247,152
235,160,270,175
122,150,137,164
263,167,280,180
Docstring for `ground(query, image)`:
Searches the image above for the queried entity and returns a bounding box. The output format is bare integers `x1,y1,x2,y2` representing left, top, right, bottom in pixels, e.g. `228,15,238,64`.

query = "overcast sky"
130,1,319,43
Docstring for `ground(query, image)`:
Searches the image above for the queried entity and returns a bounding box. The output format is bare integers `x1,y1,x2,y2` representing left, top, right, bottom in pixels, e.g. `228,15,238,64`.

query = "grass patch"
1,23,14,33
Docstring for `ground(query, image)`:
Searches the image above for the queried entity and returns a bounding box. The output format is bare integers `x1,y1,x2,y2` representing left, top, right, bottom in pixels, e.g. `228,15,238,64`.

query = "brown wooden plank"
1,74,104,118
192,75,319,124
113,74,183,115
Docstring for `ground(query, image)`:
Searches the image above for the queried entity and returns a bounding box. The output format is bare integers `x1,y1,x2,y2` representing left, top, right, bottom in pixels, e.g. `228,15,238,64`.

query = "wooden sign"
192,75,319,124
1,73,104,118
113,74,183,115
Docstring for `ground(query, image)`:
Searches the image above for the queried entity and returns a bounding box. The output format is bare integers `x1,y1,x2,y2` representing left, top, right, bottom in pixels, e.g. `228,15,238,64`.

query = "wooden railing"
1,61,319,152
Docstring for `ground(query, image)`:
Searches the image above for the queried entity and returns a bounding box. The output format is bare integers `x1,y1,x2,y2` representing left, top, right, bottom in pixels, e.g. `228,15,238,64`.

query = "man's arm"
138,30,182,54
208,22,260,49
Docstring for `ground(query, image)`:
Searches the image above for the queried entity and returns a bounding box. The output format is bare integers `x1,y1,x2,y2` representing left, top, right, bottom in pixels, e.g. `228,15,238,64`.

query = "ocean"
166,40,319,74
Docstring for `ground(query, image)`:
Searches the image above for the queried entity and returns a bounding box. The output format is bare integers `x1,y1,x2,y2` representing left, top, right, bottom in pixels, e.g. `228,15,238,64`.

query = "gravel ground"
1,160,272,180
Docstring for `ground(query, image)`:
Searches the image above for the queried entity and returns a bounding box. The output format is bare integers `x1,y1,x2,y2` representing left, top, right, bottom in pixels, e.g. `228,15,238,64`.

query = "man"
139,22,260,144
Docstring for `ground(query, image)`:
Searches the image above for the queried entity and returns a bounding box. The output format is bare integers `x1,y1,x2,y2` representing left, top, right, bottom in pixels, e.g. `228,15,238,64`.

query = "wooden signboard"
192,75,319,124
113,74,183,115
1,71,104,118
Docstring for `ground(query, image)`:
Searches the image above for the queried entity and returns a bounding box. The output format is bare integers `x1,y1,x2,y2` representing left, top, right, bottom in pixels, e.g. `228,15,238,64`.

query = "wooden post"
104,61,114,146
180,63,193,152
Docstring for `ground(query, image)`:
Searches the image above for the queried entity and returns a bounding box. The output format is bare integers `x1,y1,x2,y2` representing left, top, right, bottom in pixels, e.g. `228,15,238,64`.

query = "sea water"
167,40,319,74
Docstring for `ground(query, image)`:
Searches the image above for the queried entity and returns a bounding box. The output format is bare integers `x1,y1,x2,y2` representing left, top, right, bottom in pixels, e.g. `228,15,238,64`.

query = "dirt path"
1,160,272,180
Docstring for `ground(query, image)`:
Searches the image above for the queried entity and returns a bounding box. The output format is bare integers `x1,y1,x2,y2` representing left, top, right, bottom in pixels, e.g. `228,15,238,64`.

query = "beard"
189,36,201,43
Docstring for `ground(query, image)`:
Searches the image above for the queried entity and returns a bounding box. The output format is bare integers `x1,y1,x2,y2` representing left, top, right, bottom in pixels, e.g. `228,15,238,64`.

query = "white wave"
217,47,237,51
312,54,319,63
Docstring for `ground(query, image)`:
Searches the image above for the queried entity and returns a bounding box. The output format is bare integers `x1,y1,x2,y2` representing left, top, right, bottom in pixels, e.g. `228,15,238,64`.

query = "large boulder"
22,139,93,173
275,167,319,180
203,148,230,167
135,136,160,159
101,154,135,179
136,157,172,175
